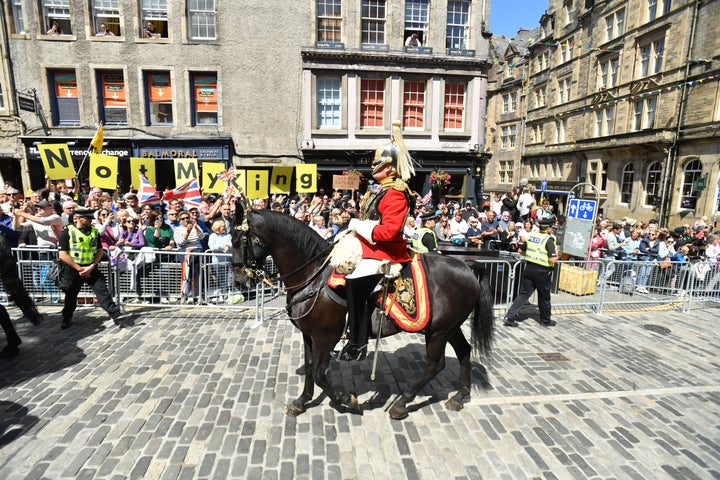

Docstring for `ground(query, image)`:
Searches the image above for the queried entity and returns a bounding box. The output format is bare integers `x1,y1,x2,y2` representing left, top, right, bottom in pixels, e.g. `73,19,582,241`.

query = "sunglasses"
126,219,137,223
179,217,189,221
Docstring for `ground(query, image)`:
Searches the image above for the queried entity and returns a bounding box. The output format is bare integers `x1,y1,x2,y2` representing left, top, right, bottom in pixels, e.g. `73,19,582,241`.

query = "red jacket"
360,187,411,262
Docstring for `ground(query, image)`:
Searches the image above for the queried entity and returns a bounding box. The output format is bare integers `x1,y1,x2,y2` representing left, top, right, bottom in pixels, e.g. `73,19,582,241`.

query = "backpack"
619,269,637,295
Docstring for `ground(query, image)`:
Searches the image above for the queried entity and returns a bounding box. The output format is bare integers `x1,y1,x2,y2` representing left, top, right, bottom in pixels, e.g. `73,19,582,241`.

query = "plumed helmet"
371,121,415,181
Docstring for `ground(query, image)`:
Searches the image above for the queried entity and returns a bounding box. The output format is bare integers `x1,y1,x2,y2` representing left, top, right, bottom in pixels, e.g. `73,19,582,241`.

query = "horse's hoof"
389,404,409,420
284,402,306,416
445,398,464,412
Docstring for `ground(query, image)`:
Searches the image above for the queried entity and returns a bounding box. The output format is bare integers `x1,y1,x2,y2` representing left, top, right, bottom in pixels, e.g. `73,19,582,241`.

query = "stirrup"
335,343,367,362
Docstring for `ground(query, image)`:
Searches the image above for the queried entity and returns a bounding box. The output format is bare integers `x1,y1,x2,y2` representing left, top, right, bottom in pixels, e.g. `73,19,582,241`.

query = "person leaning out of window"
143,21,161,38
96,23,114,37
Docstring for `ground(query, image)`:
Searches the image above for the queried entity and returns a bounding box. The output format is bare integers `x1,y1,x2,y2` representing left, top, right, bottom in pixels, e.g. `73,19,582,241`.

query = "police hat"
537,217,555,227
420,212,438,222
74,207,96,220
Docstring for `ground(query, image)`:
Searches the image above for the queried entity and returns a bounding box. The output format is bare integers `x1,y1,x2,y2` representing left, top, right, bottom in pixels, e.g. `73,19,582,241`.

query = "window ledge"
39,34,77,41
136,37,171,44
10,33,29,40
91,36,124,42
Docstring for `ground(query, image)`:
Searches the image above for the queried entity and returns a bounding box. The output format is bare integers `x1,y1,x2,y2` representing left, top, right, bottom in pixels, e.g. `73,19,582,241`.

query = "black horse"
232,207,494,419
0,234,43,358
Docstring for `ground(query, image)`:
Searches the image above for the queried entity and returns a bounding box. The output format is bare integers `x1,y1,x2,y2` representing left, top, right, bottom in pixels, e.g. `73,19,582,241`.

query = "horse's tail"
0,236,43,325
470,266,494,360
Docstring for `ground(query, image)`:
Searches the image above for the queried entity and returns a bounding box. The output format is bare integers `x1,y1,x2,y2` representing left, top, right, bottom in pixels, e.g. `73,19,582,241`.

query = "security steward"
58,207,133,329
503,216,558,327
411,212,440,253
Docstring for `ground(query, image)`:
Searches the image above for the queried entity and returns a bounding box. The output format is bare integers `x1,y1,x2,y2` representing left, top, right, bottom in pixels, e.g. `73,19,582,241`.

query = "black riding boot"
337,274,382,361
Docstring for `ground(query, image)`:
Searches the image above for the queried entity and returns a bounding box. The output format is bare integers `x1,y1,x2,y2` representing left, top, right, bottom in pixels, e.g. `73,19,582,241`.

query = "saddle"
328,252,432,332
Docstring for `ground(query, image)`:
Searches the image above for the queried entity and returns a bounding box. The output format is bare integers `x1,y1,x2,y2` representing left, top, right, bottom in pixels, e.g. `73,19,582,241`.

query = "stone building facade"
0,0,493,201
486,0,720,226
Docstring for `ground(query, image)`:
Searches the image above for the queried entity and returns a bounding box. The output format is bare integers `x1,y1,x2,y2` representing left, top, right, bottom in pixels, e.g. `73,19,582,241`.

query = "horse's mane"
251,209,332,260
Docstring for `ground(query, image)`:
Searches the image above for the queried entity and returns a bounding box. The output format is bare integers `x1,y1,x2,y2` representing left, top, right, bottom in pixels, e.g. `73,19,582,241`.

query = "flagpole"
76,122,103,183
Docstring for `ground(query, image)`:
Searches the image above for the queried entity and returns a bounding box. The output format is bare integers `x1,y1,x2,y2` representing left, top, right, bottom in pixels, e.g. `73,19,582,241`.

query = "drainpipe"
658,0,700,227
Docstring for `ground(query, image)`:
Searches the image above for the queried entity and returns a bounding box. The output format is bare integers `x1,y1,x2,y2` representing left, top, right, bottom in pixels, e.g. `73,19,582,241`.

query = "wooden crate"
558,264,598,296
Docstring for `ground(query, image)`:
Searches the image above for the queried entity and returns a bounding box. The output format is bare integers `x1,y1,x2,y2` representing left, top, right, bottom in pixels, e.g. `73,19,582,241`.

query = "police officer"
503,216,558,327
336,121,415,361
412,212,440,253
58,207,133,329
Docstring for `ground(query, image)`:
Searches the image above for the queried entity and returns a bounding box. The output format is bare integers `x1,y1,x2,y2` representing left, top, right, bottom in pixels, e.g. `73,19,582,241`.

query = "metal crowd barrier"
1,246,717,318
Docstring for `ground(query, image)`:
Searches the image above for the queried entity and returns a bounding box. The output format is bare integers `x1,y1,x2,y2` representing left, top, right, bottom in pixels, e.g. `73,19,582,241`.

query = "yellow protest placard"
174,158,199,185
130,157,157,190
246,170,269,200
39,144,75,180
271,167,294,195
89,153,118,190
201,162,227,194
295,164,317,193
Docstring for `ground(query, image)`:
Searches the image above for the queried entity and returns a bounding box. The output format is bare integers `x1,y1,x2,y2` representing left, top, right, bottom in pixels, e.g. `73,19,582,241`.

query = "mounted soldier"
335,121,416,362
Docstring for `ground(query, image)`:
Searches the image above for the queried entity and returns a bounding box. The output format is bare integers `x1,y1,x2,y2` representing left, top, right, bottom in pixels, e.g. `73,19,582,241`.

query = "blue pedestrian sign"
541,178,547,192
567,198,596,221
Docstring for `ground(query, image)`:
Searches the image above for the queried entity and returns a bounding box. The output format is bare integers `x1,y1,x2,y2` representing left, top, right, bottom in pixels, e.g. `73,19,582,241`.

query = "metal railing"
1,246,717,318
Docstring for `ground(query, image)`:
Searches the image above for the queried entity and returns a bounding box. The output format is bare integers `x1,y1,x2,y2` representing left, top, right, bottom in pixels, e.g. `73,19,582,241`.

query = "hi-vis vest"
68,225,99,265
524,232,552,267
411,227,436,253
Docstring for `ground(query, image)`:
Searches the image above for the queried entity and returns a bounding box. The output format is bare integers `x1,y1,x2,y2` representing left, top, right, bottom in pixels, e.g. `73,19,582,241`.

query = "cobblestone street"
1,304,719,479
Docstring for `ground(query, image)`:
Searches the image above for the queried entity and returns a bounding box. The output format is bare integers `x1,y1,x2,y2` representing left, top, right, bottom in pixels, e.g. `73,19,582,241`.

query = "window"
360,78,384,128
537,51,550,72
446,0,470,49
559,37,574,63
361,0,385,45
680,159,702,210
604,9,625,41
502,92,517,113
639,38,664,77
633,96,657,130
317,77,341,128
588,160,607,192
552,158,564,177
598,56,619,89
92,0,121,36
555,118,567,143
534,87,547,108
0,82,5,109
644,161,662,206
563,1,573,25
188,0,216,40
98,71,127,125
10,0,24,34
42,0,72,35
191,73,218,125
595,106,614,136
530,124,544,144
141,0,167,38
443,82,465,130
145,71,173,125
50,70,79,126
499,161,513,184
403,81,425,129
620,163,634,203
501,125,516,150
405,0,428,46
648,0,671,22
317,0,341,42
558,78,571,104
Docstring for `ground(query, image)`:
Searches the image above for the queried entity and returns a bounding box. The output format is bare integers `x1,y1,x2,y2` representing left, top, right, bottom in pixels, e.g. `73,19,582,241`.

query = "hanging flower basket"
429,170,452,191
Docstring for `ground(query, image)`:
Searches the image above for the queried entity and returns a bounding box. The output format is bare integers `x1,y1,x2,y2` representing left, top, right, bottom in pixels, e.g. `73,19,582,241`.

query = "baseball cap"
35,200,52,208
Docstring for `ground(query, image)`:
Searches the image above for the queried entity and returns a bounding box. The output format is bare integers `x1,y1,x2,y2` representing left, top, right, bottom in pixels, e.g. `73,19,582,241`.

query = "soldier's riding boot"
337,274,383,362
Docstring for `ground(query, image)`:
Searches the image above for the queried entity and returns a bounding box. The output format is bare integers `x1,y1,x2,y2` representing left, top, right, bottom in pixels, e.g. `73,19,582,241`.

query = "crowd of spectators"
1,175,717,301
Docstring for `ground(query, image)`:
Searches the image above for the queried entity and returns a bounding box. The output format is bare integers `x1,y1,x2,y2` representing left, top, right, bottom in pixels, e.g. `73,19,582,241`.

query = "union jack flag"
138,175,161,206
216,167,236,183
163,178,202,209
420,190,433,205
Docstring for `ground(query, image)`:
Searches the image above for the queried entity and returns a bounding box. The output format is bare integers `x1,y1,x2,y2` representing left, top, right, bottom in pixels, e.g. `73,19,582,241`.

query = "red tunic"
359,187,411,262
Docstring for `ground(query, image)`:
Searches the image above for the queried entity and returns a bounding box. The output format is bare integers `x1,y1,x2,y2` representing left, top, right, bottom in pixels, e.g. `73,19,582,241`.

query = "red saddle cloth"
328,253,431,332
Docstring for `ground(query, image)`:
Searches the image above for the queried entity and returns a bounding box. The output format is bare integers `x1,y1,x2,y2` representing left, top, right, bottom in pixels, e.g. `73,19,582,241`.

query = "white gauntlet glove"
348,218,378,244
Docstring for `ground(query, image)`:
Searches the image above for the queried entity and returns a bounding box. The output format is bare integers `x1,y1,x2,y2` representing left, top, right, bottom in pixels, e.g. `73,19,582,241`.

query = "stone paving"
1,303,719,479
